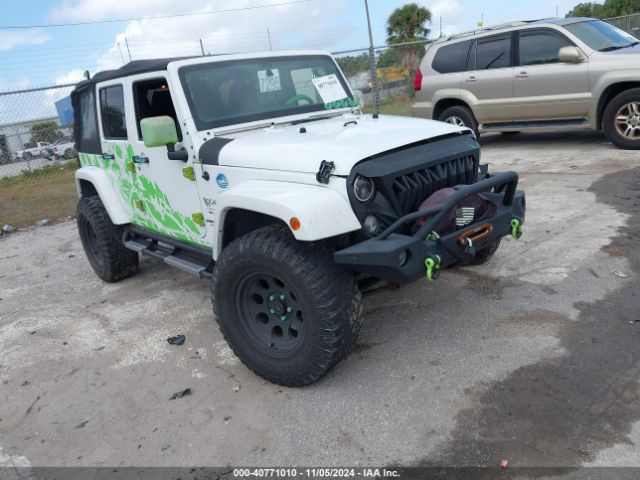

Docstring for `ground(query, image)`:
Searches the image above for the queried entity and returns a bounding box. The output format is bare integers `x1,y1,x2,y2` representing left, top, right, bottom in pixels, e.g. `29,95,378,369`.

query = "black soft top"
74,57,196,90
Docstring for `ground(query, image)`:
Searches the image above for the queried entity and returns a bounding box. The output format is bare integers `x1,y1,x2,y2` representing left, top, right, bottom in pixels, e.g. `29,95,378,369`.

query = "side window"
99,85,127,139
519,31,572,66
73,86,101,154
432,40,471,74
476,35,512,70
133,79,182,141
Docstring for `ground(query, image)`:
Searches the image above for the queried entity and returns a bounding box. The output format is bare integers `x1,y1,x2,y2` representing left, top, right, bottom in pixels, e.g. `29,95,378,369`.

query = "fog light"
363,215,380,234
398,249,408,266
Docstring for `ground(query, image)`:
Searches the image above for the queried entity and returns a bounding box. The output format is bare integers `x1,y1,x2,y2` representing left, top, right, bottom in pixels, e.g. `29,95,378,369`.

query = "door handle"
132,155,149,164
466,75,477,82
102,153,114,160
515,71,528,78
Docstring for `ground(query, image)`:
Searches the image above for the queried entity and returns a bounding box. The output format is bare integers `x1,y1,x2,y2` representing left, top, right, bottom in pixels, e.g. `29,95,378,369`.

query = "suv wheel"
211,225,362,387
603,88,640,150
77,196,138,282
438,105,479,138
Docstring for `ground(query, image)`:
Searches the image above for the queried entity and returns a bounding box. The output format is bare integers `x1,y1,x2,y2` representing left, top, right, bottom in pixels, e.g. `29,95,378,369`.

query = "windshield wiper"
289,111,346,125
599,42,639,51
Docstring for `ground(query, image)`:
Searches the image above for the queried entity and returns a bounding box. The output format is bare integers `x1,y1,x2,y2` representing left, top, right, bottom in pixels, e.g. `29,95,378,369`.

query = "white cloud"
51,0,354,82
0,29,52,52
55,68,86,85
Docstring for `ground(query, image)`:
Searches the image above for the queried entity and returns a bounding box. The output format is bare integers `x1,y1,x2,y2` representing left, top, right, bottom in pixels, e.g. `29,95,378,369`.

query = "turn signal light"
413,68,423,91
289,217,301,231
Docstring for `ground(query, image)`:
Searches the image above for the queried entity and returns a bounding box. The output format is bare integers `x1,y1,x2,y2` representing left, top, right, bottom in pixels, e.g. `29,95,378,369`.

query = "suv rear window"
432,40,471,74
471,34,512,70
99,85,127,139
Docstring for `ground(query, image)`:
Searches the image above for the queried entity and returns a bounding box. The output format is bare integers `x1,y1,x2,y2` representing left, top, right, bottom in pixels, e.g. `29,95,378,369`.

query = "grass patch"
0,161,78,229
364,98,413,117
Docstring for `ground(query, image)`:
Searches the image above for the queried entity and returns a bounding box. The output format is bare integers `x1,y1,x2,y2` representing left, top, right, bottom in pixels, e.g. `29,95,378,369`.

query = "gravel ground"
0,130,638,471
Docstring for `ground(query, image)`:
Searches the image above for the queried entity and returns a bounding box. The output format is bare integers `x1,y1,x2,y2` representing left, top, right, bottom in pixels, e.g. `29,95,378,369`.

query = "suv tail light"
53,147,59,152
413,68,423,91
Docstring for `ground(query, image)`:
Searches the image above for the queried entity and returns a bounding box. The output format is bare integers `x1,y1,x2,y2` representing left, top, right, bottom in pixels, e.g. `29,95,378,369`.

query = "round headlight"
353,175,375,203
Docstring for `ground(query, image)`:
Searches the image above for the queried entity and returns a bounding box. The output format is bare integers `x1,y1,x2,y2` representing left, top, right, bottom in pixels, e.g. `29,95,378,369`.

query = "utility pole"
364,0,379,117
124,37,132,61
267,28,272,51
439,15,442,38
199,38,205,55
556,5,559,17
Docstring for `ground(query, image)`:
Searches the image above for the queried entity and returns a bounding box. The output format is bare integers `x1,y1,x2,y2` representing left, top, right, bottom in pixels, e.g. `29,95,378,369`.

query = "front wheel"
438,105,479,138
603,88,640,150
211,225,362,387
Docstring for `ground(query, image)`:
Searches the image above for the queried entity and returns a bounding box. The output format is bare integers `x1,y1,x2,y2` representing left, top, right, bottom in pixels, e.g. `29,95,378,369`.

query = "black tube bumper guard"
334,171,525,285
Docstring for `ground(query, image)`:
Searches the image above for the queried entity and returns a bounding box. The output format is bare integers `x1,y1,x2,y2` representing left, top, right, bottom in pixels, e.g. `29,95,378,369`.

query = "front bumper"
334,172,525,285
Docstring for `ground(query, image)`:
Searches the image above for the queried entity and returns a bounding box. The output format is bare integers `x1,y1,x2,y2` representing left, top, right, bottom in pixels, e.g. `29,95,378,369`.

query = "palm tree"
385,3,432,76
386,3,432,44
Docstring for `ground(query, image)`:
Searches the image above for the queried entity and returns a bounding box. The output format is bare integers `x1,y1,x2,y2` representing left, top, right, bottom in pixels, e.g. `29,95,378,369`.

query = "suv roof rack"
437,18,555,43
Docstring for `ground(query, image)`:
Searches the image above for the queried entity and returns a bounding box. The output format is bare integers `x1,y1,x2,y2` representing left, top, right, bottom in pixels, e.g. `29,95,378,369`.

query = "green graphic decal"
79,145,211,248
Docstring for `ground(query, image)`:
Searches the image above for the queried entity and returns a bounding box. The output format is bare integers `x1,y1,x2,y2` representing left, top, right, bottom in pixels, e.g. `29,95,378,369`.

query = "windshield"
565,20,639,51
179,55,356,130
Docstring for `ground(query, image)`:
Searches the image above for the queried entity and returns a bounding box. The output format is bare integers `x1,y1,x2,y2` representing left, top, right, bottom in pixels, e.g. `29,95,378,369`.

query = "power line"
0,0,313,29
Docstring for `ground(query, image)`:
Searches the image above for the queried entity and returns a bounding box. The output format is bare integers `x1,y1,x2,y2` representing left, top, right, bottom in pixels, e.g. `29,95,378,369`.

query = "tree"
335,53,370,77
386,3,432,75
386,3,432,44
566,0,640,18
25,121,63,148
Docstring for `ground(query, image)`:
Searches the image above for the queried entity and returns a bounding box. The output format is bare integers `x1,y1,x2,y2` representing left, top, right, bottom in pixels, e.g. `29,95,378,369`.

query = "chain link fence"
606,13,640,36
334,40,429,111
0,84,77,180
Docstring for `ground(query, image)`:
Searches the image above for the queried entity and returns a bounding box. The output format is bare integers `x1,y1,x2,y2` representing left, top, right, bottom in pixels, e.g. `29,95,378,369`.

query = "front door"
512,28,590,121
122,73,209,248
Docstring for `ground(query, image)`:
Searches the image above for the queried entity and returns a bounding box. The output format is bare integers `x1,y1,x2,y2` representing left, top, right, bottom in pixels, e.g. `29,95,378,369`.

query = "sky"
0,0,582,91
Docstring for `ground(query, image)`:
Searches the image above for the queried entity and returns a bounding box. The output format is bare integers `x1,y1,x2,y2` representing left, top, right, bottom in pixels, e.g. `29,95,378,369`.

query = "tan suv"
412,17,640,149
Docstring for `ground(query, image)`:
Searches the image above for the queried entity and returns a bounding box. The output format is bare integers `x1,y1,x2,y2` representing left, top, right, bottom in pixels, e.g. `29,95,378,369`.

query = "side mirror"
559,46,583,63
140,116,178,148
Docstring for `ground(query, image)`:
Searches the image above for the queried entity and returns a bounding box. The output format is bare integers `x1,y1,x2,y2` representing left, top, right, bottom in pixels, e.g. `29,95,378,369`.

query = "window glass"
133,79,181,141
476,35,511,70
432,40,471,74
99,85,127,139
565,20,638,51
520,31,572,65
179,55,354,130
79,89,98,141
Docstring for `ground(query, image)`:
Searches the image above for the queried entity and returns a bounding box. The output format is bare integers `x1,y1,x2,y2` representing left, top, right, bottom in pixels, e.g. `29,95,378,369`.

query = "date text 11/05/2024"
232,468,400,478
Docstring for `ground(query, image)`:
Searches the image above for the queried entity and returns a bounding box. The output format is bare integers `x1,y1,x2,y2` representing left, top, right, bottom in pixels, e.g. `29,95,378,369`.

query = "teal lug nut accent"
286,306,293,313
279,294,286,301
280,315,287,321
269,308,275,315
269,294,275,301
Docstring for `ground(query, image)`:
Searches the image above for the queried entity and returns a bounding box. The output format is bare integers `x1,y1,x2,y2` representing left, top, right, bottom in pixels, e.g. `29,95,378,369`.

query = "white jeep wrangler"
72,51,526,386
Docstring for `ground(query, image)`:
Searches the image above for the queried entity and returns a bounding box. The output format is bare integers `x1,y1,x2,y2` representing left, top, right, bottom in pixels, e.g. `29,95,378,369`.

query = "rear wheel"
438,105,479,138
77,196,138,282
603,88,640,150
212,225,362,387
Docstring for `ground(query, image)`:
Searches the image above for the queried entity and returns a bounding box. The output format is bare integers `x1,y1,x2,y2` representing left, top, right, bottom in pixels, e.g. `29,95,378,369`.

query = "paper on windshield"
312,74,348,104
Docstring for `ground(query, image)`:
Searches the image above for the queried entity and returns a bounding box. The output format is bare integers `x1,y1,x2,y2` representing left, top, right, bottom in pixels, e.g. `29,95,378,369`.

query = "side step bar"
122,226,214,280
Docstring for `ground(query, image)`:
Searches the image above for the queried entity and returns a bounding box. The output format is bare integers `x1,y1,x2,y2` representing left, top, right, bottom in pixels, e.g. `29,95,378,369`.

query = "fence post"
17,132,32,173
364,0,380,116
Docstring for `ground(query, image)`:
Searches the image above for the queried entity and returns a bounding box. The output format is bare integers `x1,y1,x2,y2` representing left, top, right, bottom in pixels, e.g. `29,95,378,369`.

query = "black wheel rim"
81,217,104,268
235,272,305,358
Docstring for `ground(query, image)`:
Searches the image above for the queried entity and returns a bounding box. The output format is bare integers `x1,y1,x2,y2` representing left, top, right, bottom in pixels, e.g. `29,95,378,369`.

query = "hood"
214,114,469,175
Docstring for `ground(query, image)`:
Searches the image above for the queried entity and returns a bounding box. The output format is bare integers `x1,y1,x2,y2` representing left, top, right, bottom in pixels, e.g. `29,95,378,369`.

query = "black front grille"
392,155,477,215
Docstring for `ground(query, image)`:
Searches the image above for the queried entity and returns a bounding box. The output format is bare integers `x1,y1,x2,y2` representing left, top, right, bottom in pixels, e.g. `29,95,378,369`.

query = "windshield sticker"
325,98,357,110
312,74,348,104
258,69,281,93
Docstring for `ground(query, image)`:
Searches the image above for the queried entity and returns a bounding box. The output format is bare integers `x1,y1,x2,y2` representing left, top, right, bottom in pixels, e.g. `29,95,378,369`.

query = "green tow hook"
424,255,441,282
510,218,523,240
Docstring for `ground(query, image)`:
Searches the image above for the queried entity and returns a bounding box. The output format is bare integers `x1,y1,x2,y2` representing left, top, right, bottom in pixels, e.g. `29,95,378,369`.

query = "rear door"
512,28,590,121
426,40,470,112
464,33,515,124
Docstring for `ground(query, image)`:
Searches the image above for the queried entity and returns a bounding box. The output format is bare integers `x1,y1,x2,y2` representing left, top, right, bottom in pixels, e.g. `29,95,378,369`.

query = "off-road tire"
470,239,501,265
211,225,362,387
603,88,640,150
77,196,138,282
438,105,479,138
